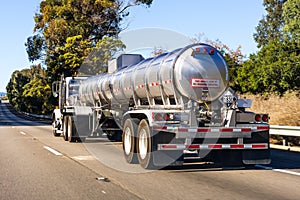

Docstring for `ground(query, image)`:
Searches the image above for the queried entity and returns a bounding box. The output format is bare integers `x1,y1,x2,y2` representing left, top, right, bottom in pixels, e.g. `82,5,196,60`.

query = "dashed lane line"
256,164,300,177
20,131,27,136
43,146,63,156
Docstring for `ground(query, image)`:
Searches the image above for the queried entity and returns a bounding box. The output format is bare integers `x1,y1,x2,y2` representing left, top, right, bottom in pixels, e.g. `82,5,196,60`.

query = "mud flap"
73,115,90,138
73,106,92,138
242,149,271,165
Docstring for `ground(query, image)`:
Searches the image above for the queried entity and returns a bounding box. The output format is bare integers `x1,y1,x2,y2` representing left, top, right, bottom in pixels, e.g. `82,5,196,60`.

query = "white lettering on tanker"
190,78,220,88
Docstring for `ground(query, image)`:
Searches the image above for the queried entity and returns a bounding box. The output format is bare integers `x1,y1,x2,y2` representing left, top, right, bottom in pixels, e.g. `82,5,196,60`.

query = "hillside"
243,91,300,126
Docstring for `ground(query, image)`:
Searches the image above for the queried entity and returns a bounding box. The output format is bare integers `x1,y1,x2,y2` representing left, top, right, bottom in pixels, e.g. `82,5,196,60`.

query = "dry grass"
242,91,300,126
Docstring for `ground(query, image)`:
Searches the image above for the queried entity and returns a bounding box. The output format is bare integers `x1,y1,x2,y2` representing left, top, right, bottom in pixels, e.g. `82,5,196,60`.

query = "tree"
283,0,300,45
6,70,30,111
26,0,153,82
253,0,286,48
22,79,53,114
234,0,300,95
237,40,300,94
6,65,54,114
79,36,125,75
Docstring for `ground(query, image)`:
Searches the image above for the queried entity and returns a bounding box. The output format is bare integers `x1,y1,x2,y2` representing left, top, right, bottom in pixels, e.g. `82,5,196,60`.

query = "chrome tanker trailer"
52,43,271,169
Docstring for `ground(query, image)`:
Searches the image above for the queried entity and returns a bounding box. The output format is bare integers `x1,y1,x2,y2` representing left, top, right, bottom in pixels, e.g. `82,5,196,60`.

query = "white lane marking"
72,156,95,161
43,146,63,156
20,131,27,136
256,164,300,176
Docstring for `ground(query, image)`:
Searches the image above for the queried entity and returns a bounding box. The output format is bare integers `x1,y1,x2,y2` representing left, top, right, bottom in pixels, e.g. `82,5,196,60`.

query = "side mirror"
52,81,59,98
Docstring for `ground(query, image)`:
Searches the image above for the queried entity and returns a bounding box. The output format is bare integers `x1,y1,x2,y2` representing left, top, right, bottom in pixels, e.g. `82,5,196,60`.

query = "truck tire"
52,127,61,137
122,118,139,164
137,119,157,169
52,118,61,137
63,116,68,141
67,116,76,143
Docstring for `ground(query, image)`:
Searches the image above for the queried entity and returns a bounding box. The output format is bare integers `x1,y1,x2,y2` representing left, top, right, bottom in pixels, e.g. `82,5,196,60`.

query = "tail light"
154,113,163,121
164,113,170,121
255,114,269,122
262,114,269,122
255,114,261,122
153,113,175,122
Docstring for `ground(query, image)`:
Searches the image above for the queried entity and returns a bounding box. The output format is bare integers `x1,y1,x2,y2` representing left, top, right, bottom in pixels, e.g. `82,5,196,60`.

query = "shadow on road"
0,103,51,127
161,148,300,172
269,149,300,170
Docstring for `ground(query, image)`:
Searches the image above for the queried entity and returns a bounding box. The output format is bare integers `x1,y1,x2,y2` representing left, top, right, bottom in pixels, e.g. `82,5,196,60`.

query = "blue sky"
0,0,265,92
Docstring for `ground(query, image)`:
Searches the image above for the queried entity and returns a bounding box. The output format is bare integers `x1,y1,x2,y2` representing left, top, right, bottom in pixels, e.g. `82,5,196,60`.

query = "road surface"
1,102,300,200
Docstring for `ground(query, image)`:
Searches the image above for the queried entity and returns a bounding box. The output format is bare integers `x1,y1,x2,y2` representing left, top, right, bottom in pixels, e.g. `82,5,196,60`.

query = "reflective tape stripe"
158,143,269,150
153,126,269,133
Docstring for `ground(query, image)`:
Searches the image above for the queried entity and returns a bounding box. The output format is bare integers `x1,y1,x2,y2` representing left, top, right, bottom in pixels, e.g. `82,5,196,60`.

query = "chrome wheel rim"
124,127,132,155
139,129,148,160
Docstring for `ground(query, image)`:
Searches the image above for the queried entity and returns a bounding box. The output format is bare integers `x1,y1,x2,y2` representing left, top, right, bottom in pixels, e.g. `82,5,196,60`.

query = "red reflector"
186,145,200,149
178,128,189,132
257,126,270,131
161,144,177,149
241,128,252,132
221,128,233,132
252,144,267,149
230,144,245,149
197,128,210,132
195,48,201,52
210,49,215,54
153,126,167,130
208,144,222,149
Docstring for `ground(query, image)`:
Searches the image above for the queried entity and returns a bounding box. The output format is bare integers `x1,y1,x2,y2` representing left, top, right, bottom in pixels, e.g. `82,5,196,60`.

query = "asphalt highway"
1,102,300,200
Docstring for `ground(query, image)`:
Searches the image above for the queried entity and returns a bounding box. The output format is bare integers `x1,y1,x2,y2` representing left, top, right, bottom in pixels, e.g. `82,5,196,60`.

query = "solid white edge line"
20,131,26,136
43,146,63,156
273,169,300,176
256,164,300,176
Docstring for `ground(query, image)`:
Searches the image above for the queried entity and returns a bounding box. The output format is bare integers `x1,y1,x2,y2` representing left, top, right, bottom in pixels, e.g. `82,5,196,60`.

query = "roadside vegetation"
6,0,299,124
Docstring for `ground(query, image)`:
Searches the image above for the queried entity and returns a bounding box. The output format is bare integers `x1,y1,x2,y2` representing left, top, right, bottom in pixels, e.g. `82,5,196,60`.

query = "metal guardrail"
270,125,300,137
23,112,52,120
270,125,300,147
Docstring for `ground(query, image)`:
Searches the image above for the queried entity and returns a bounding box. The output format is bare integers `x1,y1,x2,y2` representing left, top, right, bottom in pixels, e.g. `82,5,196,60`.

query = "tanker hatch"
108,54,144,74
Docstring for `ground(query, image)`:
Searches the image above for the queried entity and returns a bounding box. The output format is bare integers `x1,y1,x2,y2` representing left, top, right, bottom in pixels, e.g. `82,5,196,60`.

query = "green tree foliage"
79,36,126,75
235,0,299,95
6,65,54,114
17,0,152,114
25,34,45,62
26,0,153,82
55,35,92,77
6,70,30,112
237,41,300,94
283,0,300,45
253,0,286,48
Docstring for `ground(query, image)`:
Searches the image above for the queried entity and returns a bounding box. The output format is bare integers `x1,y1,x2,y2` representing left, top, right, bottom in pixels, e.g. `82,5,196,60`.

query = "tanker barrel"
78,43,229,107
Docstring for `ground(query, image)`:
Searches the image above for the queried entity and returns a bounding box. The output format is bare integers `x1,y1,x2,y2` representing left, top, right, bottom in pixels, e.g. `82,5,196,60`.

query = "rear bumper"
153,125,270,139
158,143,269,151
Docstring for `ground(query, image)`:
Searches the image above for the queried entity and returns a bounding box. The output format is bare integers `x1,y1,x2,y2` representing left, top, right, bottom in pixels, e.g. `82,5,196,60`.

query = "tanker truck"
52,43,271,169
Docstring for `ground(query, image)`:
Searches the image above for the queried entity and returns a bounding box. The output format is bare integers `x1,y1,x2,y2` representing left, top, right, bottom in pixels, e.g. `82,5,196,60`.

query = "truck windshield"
69,79,80,96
